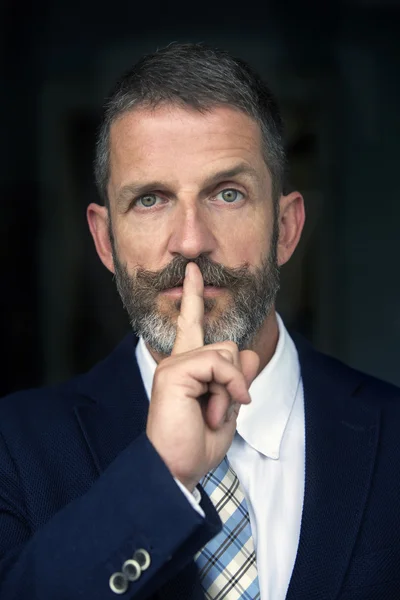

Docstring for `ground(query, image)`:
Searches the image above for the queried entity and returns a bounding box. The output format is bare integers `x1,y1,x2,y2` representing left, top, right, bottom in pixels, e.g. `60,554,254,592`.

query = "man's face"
105,105,280,354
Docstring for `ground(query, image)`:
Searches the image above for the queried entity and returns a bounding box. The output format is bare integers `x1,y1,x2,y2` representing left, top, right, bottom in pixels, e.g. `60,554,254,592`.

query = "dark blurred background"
2,0,400,396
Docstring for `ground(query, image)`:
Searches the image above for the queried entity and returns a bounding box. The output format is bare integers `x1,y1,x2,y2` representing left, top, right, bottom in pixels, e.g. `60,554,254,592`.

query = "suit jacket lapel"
286,336,381,600
73,334,149,474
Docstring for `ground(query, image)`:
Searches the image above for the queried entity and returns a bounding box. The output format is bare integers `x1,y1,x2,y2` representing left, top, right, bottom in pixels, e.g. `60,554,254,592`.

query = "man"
0,42,399,600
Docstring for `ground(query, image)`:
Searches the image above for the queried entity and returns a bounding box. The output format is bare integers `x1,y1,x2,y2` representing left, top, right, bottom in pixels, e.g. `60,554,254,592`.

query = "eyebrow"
201,163,261,190
115,162,260,210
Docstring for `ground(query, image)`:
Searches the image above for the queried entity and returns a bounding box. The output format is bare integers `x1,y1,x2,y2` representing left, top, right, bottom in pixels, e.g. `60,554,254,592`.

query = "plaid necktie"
195,457,260,599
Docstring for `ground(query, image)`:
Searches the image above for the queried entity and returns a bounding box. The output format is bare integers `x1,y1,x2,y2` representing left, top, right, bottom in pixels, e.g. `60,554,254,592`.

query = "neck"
146,309,280,376
249,309,279,374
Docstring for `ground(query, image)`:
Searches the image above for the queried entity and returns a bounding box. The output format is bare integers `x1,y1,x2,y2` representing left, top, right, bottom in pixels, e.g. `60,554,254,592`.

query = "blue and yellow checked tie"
195,457,260,599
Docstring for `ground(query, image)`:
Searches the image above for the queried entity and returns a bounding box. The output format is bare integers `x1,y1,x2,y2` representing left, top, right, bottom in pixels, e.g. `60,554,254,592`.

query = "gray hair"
94,42,287,207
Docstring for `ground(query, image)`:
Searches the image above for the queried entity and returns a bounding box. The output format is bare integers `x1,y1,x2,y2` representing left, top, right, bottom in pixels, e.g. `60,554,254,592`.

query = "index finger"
172,262,204,354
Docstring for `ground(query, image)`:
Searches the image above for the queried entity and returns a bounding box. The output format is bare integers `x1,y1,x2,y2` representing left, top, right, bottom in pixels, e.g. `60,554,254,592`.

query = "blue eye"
216,189,244,203
136,194,161,208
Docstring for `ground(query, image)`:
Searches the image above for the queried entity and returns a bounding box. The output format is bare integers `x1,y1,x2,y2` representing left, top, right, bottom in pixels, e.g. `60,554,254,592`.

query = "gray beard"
111,235,280,355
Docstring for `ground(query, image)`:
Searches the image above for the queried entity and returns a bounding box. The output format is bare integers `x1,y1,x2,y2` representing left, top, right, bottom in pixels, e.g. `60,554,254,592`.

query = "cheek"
216,213,271,265
112,219,169,270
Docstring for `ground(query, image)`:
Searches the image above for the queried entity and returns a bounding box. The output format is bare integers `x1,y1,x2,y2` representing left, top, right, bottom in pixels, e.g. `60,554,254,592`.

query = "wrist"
145,433,201,493
175,476,197,494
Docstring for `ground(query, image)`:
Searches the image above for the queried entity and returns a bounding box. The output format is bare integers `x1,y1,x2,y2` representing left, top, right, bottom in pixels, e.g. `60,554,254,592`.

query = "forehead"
107,104,269,199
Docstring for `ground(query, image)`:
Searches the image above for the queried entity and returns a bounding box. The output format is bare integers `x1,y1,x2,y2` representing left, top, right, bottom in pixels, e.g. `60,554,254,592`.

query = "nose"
167,204,216,260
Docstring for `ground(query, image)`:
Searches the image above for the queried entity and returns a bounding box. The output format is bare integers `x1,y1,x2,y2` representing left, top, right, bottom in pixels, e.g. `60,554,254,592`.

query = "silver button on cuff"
109,572,128,594
122,558,141,582
133,548,151,571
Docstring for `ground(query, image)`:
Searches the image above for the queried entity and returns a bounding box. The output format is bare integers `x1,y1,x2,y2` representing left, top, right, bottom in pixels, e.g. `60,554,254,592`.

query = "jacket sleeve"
0,431,221,600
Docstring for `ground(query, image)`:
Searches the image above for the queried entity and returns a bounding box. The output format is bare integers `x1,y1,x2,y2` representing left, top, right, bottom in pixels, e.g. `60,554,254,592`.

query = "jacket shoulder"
0,376,87,420
0,333,139,420
293,332,400,407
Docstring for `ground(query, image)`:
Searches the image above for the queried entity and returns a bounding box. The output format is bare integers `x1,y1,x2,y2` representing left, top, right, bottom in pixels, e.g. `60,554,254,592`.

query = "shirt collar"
135,313,301,460
236,313,301,459
135,336,156,402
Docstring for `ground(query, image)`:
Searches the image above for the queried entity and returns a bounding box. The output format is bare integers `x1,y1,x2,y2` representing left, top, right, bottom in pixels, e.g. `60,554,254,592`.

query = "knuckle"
154,359,172,381
221,340,239,354
207,349,223,362
155,357,168,372
153,369,164,387
211,348,232,363
218,349,234,363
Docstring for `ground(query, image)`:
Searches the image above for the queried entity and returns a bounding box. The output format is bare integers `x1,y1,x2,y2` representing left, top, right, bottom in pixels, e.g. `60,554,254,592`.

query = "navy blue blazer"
0,333,400,600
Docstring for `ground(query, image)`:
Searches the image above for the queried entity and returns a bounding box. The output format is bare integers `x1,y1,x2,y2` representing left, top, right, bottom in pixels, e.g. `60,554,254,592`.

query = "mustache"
133,255,254,292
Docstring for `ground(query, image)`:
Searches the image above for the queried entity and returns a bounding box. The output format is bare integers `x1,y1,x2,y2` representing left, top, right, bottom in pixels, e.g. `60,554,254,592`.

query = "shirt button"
133,548,151,571
109,572,128,594
122,558,141,582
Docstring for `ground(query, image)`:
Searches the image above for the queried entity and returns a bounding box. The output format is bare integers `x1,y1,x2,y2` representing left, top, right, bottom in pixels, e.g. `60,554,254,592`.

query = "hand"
146,262,259,492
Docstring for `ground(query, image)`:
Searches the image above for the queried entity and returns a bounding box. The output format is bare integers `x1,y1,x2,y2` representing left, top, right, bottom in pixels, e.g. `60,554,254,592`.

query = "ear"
87,202,115,274
277,191,305,267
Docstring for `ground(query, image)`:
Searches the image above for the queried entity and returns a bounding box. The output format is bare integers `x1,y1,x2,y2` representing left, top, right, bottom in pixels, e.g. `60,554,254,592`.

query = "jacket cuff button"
109,572,128,594
133,548,151,571
122,558,141,582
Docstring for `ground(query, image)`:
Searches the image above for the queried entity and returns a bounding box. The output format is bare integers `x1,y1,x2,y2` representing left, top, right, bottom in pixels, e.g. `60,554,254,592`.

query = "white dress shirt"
136,314,305,600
